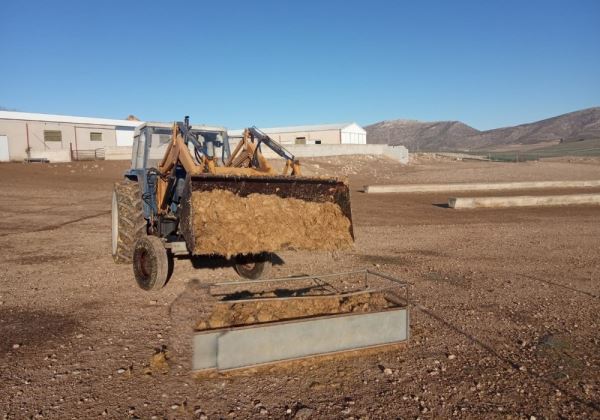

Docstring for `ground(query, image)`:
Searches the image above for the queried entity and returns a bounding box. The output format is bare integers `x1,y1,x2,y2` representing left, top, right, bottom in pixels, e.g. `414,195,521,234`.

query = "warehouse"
0,111,142,162
228,122,367,145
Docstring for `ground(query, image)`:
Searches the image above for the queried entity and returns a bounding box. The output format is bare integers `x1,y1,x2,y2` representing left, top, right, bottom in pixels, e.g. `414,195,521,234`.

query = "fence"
70,145,105,161
456,139,600,162
464,149,600,162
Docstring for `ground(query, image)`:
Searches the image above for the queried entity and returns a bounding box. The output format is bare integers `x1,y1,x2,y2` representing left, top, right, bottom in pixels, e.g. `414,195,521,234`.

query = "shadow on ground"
0,308,79,354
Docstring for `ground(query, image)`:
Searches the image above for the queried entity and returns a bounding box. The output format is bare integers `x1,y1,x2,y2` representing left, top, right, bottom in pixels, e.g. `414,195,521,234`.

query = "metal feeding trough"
192,269,410,372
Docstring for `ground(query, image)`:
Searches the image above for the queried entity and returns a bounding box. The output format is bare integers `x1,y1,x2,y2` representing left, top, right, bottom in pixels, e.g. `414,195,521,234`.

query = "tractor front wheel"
133,236,172,291
234,253,272,280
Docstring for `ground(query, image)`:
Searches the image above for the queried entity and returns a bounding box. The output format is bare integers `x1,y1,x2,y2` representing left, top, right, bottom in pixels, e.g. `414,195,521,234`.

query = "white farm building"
0,111,141,162
228,122,367,145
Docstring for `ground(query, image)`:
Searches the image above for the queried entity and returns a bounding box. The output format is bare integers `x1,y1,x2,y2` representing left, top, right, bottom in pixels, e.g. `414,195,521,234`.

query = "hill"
366,107,600,151
365,120,480,151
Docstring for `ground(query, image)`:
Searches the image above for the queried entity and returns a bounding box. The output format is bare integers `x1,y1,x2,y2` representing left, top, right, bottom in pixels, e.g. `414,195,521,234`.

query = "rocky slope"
366,107,600,151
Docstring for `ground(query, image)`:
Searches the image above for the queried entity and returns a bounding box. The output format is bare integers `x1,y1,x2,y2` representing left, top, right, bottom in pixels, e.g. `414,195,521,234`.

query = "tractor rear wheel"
234,253,272,280
112,180,146,263
133,236,171,291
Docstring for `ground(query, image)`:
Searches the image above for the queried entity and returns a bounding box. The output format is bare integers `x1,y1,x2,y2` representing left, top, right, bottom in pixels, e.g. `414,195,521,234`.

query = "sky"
0,0,599,130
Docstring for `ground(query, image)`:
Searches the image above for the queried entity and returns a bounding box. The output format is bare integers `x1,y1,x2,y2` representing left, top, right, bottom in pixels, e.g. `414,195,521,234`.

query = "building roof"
0,111,143,128
228,122,360,137
135,121,227,133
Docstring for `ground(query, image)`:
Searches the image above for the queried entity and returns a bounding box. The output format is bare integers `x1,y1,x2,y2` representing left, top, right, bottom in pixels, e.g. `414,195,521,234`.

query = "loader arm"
242,127,302,176
154,123,204,214
158,123,203,176
153,122,298,215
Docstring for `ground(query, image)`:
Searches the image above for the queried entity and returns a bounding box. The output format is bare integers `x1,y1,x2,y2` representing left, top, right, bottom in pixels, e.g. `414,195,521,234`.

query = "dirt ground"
0,156,599,419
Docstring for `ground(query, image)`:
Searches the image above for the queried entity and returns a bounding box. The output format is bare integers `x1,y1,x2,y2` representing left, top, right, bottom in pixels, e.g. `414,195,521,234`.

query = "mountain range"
366,107,600,152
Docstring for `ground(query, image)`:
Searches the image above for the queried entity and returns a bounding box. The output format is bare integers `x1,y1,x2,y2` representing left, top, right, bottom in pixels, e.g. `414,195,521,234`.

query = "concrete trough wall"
193,308,408,372
245,143,408,163
449,193,600,209
382,146,410,163
365,180,600,194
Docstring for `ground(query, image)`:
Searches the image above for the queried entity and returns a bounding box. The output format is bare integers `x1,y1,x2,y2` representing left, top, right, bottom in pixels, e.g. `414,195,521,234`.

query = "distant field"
459,138,600,162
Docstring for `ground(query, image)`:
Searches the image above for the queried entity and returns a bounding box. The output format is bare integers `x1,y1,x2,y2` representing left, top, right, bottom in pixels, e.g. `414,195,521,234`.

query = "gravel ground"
0,157,599,419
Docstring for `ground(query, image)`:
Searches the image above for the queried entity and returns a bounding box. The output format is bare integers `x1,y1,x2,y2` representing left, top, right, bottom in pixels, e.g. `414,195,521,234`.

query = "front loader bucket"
179,174,353,257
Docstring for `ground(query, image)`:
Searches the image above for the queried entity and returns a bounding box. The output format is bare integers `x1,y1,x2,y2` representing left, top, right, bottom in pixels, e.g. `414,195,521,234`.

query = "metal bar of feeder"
364,270,411,306
210,269,369,287
213,285,406,304
365,269,411,286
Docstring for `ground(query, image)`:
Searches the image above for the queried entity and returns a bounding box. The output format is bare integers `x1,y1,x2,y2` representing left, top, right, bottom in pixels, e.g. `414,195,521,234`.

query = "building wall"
340,123,367,144
228,123,368,145
0,120,28,160
265,129,341,145
0,118,118,161
259,144,408,163
115,127,135,146
74,126,117,150
341,131,367,144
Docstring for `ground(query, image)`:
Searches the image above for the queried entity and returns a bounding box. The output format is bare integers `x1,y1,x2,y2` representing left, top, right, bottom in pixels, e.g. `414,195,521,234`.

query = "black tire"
112,180,146,263
133,236,171,291
234,253,272,280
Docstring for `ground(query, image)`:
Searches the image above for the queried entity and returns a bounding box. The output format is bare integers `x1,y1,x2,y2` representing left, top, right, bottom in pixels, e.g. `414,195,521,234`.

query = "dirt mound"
195,292,391,330
191,190,353,257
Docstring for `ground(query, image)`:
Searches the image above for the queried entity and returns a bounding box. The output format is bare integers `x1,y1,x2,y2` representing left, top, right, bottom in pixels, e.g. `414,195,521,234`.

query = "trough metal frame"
193,269,410,372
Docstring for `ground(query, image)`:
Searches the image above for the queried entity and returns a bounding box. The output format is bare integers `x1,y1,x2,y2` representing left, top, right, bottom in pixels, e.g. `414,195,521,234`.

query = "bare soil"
0,157,599,419
196,291,392,330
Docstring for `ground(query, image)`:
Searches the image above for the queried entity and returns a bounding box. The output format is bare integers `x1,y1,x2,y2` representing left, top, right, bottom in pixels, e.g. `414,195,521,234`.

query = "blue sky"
1,0,598,130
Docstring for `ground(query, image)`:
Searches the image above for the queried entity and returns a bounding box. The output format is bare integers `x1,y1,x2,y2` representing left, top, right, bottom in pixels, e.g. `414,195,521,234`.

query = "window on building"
90,132,102,141
315,140,322,145
44,130,62,142
159,134,171,145
295,137,306,145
